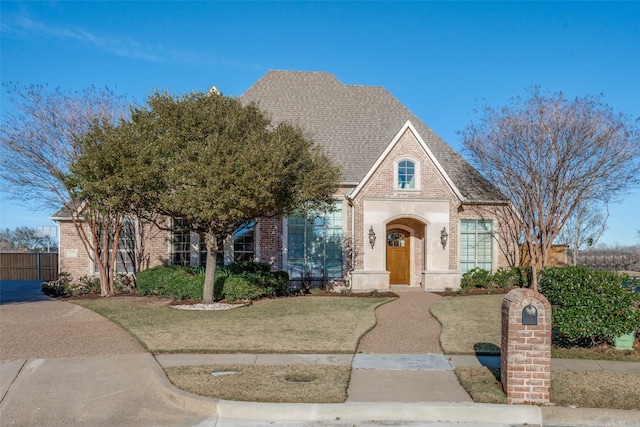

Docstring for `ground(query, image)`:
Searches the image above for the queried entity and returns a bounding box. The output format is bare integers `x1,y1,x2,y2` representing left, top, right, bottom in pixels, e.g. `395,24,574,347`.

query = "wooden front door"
387,229,410,285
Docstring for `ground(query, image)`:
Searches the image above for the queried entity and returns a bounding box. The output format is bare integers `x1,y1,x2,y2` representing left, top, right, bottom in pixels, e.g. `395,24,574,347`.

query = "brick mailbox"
501,288,551,405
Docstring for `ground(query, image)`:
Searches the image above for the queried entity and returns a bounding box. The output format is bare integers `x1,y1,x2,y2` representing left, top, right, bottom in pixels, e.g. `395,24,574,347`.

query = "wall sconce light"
440,226,448,249
369,226,376,249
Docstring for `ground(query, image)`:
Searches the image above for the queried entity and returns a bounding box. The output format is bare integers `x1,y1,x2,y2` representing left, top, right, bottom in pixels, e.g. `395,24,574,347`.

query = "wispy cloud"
2,14,215,66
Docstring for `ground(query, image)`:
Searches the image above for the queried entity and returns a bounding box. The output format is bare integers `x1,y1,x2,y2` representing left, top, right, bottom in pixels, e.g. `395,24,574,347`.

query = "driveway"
0,280,215,427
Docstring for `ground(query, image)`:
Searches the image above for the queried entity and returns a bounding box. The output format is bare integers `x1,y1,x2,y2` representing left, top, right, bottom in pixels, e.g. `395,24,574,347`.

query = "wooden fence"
0,253,59,281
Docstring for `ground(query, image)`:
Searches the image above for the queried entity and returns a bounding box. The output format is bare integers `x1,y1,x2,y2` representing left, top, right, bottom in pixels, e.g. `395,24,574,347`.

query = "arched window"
397,160,416,189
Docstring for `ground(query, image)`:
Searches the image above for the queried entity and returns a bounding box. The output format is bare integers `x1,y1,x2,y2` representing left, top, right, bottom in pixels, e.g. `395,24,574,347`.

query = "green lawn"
72,295,392,354
430,294,503,355
430,294,640,362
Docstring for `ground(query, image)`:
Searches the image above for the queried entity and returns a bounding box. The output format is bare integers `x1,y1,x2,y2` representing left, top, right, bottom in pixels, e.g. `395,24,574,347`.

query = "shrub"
461,268,493,290
42,271,72,297
69,275,101,295
539,266,640,345
136,264,289,301
136,266,205,300
492,266,531,289
460,267,532,293
222,275,265,301
226,261,272,275
220,270,290,301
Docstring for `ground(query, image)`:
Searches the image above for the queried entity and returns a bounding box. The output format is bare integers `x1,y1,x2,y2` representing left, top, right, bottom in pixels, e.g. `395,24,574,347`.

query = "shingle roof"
240,70,506,203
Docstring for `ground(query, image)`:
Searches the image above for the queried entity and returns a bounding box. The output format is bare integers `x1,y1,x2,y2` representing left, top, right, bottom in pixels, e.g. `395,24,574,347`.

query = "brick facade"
56,127,516,290
501,288,552,405
58,220,93,281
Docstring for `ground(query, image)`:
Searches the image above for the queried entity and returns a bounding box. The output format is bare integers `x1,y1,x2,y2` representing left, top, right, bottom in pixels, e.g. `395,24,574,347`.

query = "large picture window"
287,202,343,280
460,220,493,274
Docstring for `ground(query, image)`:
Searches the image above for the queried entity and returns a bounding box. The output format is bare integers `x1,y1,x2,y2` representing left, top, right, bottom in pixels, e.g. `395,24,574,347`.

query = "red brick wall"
258,217,283,269
501,288,552,404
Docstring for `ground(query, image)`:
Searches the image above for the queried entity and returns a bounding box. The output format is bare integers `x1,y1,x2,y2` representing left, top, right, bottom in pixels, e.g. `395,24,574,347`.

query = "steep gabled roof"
240,70,506,203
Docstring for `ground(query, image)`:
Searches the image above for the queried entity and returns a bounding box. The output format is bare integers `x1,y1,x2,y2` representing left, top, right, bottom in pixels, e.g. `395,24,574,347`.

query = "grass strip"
164,364,351,403
456,367,640,410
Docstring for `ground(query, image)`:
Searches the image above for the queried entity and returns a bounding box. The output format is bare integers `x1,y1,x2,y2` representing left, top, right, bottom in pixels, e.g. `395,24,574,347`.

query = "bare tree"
461,86,640,290
0,84,130,295
559,201,608,265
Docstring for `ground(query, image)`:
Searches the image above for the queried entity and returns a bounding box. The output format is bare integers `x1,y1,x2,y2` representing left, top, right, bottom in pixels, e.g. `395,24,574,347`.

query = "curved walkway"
356,288,443,354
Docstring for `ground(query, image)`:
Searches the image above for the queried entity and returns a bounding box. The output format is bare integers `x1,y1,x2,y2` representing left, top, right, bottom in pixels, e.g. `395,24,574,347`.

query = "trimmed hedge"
460,267,531,293
137,266,205,300
539,266,640,345
136,264,290,301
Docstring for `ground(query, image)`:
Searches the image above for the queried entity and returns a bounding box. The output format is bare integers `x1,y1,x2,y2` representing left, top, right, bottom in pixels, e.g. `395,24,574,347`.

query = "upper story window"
396,158,419,190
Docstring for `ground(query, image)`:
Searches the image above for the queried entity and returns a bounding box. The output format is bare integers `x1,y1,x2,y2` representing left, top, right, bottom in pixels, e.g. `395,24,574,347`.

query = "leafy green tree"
71,90,341,303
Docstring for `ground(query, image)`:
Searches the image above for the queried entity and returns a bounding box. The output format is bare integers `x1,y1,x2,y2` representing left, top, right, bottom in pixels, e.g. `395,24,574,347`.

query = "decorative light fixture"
440,226,448,249
369,226,377,249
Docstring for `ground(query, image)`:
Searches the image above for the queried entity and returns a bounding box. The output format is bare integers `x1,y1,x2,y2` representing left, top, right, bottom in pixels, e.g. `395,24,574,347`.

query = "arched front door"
387,229,410,285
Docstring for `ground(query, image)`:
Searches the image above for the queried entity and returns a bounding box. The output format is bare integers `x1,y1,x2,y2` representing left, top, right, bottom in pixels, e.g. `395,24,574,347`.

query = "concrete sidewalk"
155,352,640,426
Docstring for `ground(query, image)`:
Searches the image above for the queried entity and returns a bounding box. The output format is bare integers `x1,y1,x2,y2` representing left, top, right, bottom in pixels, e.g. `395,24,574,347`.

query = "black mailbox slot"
522,304,538,325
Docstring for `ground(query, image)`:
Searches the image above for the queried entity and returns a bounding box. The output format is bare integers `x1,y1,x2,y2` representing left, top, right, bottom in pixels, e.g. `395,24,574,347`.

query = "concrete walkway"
2,281,639,426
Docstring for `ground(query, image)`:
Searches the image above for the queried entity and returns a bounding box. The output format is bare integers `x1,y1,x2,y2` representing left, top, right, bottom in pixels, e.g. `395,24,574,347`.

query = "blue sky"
1,1,639,246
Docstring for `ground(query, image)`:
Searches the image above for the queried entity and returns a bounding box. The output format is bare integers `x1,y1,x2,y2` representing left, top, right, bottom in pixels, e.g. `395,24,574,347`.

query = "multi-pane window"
388,232,405,247
171,219,191,266
287,202,343,280
233,223,255,262
460,220,493,274
116,219,136,273
197,225,254,268
397,160,415,189
94,219,136,274
198,234,224,269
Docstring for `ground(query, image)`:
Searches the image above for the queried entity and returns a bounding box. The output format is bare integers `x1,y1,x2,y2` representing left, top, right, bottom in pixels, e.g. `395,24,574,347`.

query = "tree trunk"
203,231,218,304
527,239,540,292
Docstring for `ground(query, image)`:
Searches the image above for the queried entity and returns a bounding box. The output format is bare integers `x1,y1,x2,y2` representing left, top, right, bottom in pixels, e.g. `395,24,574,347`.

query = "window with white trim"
460,220,493,274
287,202,343,280
395,158,420,190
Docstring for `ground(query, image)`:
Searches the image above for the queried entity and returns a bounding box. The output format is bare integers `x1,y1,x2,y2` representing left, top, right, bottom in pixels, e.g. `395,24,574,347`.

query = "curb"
541,406,640,426
147,353,218,416
216,401,542,425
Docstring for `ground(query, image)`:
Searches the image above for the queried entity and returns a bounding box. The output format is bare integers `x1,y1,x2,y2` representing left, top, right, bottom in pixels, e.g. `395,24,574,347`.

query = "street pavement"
1,280,639,426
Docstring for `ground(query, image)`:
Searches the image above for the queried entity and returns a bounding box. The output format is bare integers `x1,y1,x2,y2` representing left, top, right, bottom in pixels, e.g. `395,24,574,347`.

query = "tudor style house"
54,70,514,291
